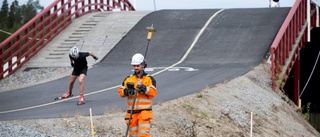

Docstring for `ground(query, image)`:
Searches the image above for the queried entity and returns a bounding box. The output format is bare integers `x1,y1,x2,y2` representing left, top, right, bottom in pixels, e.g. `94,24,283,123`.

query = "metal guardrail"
270,0,317,90
0,0,134,80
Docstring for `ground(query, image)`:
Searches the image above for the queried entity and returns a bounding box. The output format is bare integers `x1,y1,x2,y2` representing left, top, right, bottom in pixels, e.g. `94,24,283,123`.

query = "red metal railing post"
271,47,275,90
40,16,44,45
112,0,114,10
107,0,110,11
0,47,2,79
89,0,92,11
123,0,127,11
75,0,79,18
95,0,98,10
68,0,72,18
54,5,58,33
82,0,85,13
100,0,104,10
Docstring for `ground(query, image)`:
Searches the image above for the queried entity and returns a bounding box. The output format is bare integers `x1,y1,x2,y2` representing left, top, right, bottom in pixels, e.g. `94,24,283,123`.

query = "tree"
0,0,9,28
21,0,44,24
8,0,22,28
0,0,44,43
0,25,10,42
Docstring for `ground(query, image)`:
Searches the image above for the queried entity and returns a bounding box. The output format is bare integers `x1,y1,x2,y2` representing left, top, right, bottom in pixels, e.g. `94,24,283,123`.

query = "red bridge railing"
270,0,317,90
0,0,134,80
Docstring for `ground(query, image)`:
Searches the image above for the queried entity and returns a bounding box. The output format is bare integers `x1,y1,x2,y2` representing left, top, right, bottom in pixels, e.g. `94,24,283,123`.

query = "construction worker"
56,46,98,105
118,53,157,137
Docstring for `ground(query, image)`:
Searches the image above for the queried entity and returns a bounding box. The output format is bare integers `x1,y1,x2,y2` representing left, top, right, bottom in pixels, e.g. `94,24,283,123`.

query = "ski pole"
125,24,156,137
97,35,108,57
269,0,271,8
80,40,85,50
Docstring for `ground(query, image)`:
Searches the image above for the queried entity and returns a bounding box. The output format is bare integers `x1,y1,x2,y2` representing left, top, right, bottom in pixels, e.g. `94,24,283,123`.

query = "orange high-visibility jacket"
118,71,157,111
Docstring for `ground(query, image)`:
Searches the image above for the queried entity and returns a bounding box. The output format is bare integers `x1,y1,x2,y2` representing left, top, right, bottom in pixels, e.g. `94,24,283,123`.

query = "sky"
1,0,295,11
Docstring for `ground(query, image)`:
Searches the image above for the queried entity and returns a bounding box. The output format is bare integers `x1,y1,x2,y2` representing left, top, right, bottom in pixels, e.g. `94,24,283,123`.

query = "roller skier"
54,46,98,105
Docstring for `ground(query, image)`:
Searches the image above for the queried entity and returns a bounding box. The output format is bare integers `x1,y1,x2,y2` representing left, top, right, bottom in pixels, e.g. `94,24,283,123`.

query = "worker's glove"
71,62,74,67
124,88,134,96
137,84,147,94
92,56,98,60
124,82,135,96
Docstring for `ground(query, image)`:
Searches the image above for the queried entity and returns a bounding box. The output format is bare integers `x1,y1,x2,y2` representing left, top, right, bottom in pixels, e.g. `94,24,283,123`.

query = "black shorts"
72,67,88,76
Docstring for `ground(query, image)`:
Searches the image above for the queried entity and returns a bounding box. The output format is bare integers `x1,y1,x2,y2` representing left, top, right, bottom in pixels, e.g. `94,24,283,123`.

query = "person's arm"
137,76,157,99
89,52,98,60
69,55,74,67
118,77,132,98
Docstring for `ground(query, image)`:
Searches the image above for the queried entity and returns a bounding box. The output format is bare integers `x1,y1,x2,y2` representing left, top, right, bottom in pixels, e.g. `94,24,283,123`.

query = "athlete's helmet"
69,46,79,58
131,53,144,65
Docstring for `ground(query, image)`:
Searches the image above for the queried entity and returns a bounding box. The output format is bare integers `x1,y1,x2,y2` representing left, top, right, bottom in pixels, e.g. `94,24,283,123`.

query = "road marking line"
0,86,119,114
152,9,225,76
0,9,225,114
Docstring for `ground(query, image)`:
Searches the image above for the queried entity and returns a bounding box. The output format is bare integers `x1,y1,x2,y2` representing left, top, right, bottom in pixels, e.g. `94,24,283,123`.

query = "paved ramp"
0,8,290,120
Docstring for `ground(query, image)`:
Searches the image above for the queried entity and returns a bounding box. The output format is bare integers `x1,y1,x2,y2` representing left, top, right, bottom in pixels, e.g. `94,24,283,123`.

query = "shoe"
62,92,73,99
54,92,73,100
77,97,85,105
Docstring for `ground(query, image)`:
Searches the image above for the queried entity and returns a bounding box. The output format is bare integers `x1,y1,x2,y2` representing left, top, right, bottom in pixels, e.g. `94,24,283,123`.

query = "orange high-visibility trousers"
125,110,154,137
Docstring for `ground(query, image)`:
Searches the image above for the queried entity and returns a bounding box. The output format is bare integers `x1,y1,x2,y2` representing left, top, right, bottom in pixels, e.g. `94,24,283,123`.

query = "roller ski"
77,97,85,105
54,92,73,100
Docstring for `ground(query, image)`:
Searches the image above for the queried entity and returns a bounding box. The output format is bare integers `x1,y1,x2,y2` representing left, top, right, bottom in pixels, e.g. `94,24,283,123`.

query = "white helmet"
131,53,144,65
69,46,79,58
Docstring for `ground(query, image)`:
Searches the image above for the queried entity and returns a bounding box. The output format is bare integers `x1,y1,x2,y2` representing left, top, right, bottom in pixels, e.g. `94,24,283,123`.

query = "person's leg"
69,75,77,93
62,75,77,98
138,116,151,137
77,68,87,104
137,111,154,136
125,113,139,136
78,74,86,100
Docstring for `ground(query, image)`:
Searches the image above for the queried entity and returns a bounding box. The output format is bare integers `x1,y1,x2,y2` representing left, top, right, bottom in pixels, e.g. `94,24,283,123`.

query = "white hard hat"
131,53,144,65
69,46,79,58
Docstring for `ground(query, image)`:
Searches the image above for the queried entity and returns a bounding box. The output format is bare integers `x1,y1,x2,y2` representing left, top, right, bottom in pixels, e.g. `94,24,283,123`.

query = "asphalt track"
0,8,290,121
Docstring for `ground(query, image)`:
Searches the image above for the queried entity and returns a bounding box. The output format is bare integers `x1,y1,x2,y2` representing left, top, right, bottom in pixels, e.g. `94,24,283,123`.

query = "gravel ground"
0,63,320,137
0,121,49,137
0,67,71,92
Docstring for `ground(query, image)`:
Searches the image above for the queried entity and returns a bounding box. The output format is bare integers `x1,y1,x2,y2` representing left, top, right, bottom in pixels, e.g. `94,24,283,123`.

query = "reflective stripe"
128,98,152,103
129,130,139,137
130,126,138,131
127,105,152,110
145,87,150,94
138,130,150,135
129,126,138,137
146,86,156,94
138,123,151,135
127,97,153,110
139,123,150,128
121,89,125,95
129,133,137,137
119,86,125,96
